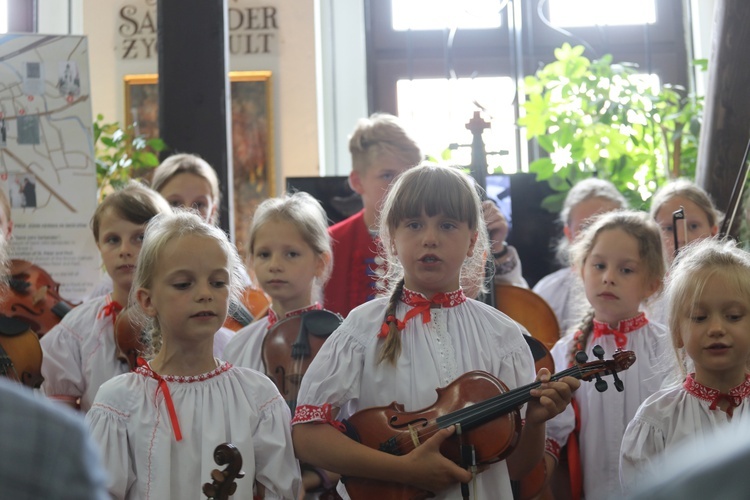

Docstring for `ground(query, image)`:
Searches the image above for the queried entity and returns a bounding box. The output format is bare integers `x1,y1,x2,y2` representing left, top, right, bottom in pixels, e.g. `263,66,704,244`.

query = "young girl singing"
620,238,750,487
533,178,628,336
40,181,170,411
86,210,300,500
292,164,579,499
545,210,669,500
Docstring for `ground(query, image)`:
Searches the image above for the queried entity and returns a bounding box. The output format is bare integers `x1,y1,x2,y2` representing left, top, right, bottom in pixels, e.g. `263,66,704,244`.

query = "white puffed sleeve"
619,414,666,489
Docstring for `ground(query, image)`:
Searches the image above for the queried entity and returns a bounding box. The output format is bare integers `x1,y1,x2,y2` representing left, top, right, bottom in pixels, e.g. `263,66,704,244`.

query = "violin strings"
386,365,589,452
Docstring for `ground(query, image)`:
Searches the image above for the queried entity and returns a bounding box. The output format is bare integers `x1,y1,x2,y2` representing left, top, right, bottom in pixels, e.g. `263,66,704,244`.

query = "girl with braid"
545,210,670,500
292,164,578,499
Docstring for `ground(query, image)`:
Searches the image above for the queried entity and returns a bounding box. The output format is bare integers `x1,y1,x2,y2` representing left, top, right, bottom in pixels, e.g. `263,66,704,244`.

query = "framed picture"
124,71,273,256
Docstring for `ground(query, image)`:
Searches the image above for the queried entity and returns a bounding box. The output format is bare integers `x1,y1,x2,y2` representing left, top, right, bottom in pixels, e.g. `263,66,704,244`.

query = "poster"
0,34,100,301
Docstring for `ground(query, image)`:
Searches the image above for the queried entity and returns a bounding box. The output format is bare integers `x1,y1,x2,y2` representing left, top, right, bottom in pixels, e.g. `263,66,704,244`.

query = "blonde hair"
128,210,244,358
90,180,171,242
568,210,665,361
248,191,333,301
150,153,221,224
348,113,422,174
649,178,722,228
556,178,628,264
665,238,750,378
377,164,489,364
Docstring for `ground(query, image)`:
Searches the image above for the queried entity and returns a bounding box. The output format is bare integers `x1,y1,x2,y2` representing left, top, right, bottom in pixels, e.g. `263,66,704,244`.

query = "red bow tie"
591,313,648,350
379,292,456,338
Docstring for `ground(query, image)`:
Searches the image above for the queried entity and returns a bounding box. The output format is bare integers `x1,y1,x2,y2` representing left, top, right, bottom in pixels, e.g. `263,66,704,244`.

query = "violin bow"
719,134,750,238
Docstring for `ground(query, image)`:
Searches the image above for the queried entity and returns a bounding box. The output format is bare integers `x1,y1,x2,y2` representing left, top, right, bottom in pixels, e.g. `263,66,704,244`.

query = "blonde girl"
545,210,669,500
86,210,300,499
292,164,578,499
620,238,750,487
533,178,628,335
650,178,721,265
150,153,221,225
41,181,170,411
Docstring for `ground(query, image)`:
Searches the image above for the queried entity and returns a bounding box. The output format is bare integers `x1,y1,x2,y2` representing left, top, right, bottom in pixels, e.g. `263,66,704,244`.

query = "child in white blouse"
222,191,338,496
533,178,628,336
620,238,750,489
292,163,578,500
40,181,171,411
86,210,300,500
545,210,669,500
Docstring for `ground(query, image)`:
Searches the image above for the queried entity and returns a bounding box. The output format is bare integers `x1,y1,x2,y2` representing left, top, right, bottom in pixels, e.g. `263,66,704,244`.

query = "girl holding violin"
40,181,171,411
292,164,579,499
545,210,669,500
222,190,338,497
620,238,750,491
86,210,300,500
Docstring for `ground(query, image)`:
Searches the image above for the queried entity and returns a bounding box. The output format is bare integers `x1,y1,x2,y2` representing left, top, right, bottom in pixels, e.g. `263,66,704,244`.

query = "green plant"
519,43,704,213
93,114,166,200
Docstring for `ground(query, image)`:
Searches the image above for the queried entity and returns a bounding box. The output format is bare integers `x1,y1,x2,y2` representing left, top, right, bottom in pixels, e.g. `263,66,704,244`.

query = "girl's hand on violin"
401,426,472,493
526,369,580,425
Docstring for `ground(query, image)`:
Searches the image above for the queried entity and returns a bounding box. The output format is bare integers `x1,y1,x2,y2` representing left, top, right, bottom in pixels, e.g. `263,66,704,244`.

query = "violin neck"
435,366,581,431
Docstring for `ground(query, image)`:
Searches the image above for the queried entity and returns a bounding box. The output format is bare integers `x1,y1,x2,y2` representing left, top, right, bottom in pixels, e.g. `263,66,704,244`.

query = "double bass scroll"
202,443,246,500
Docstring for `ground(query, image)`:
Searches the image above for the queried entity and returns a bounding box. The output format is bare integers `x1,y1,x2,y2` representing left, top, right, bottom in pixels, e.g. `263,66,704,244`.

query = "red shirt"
324,210,383,317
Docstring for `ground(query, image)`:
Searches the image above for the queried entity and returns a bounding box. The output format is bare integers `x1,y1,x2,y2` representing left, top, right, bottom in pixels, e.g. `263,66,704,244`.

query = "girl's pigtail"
569,308,595,365
378,278,406,365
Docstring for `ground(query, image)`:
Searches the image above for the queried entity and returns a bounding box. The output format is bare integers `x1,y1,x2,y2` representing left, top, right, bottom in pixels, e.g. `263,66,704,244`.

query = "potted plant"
518,43,704,212
93,114,166,200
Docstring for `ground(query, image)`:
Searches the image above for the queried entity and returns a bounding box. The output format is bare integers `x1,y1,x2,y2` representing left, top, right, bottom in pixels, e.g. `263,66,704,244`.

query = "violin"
114,307,147,370
4,259,77,337
0,314,44,388
223,287,271,331
202,443,246,500
340,346,635,500
261,309,342,410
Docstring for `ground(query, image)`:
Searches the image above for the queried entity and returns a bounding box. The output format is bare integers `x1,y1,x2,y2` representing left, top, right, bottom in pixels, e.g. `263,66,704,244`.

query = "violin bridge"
408,423,421,449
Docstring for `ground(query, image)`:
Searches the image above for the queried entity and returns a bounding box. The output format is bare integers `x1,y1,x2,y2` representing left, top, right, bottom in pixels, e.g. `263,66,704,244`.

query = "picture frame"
124,71,273,255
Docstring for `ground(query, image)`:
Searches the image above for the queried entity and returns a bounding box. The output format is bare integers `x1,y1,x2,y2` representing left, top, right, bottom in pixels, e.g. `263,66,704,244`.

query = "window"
368,0,688,172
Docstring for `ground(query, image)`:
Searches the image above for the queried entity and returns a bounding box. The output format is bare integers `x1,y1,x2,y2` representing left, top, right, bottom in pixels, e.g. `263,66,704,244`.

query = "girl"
292,164,578,499
620,238,750,487
222,191,337,496
533,178,628,335
40,181,170,411
150,152,245,353
86,210,300,499
150,152,221,225
545,210,669,500
647,178,721,326
650,178,721,265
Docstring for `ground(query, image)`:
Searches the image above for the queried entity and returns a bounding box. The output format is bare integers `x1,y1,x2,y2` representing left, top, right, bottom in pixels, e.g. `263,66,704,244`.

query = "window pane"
0,0,7,33
397,77,518,173
392,0,502,31
548,0,655,27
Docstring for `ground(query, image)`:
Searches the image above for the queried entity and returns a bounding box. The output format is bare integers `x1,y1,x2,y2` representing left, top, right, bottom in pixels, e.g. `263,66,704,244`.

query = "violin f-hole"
274,365,287,395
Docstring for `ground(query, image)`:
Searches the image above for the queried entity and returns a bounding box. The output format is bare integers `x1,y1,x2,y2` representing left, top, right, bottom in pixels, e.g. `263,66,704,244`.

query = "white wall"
39,0,321,195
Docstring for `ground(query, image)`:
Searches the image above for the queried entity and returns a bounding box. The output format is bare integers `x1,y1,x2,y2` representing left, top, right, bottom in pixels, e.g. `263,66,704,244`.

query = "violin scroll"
573,345,636,392
202,443,245,500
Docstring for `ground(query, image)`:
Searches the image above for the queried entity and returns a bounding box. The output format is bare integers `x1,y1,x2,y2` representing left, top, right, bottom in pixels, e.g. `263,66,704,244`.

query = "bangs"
387,167,477,228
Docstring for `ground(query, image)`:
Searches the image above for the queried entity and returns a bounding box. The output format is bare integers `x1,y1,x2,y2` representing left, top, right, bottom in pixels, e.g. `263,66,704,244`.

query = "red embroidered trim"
684,373,750,416
291,403,346,432
591,312,648,349
545,437,561,460
134,360,232,383
267,303,323,328
378,288,467,338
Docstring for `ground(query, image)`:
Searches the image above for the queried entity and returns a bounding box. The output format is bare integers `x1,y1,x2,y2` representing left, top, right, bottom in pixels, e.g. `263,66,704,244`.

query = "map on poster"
0,34,100,301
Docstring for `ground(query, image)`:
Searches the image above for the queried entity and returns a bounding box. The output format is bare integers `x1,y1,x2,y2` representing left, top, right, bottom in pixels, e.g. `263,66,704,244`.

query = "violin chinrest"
0,314,35,337
302,310,343,338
